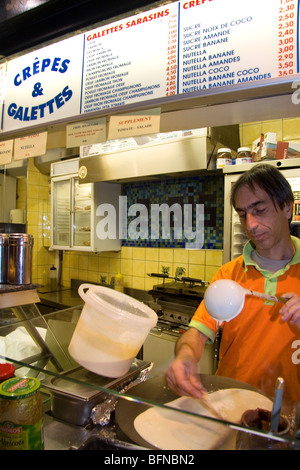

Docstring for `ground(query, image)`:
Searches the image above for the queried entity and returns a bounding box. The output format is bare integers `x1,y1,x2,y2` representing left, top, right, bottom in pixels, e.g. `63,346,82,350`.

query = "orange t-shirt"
190,239,300,402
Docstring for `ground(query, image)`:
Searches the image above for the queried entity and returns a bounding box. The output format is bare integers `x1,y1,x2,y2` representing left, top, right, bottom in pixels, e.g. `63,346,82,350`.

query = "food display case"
50,158,121,252
1,297,299,451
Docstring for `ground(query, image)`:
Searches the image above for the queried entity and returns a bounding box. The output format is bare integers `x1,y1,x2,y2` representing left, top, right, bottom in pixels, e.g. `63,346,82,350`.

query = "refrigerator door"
223,166,300,263
72,179,92,249
52,177,71,247
223,173,248,263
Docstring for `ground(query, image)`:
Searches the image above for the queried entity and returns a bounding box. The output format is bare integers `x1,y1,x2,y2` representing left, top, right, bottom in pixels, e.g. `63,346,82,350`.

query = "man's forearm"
175,327,208,362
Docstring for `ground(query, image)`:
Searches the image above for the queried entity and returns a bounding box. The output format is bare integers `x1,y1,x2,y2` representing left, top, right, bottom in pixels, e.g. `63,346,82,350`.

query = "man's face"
234,183,293,256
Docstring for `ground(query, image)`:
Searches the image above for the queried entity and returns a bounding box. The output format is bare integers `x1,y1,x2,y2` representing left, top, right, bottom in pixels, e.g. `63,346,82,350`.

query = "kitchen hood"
34,147,79,174
78,125,240,183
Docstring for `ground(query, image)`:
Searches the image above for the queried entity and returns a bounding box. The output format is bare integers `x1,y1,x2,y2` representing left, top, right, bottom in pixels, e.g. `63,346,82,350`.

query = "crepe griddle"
115,374,265,450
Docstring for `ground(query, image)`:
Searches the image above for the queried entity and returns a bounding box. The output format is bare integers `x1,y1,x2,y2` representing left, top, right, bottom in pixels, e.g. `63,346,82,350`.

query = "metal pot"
8,233,34,285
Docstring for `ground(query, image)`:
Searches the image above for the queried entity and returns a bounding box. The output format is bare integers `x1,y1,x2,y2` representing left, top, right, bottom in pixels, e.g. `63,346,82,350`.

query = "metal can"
8,233,34,285
0,234,9,284
0,377,43,450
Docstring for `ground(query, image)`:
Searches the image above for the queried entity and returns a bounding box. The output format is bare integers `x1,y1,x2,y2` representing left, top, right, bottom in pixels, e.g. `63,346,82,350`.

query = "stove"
146,274,208,330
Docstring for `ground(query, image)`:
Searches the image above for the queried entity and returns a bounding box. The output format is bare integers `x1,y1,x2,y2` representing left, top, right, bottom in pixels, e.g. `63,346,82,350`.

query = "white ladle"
204,279,288,322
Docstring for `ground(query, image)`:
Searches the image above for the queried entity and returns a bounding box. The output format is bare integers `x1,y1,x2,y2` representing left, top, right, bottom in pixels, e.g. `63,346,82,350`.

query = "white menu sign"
81,2,179,114
0,63,6,129
1,0,299,132
178,0,297,93
3,35,83,132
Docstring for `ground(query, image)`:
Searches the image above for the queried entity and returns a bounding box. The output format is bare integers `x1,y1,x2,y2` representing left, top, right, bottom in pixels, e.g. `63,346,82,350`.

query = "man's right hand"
165,354,206,398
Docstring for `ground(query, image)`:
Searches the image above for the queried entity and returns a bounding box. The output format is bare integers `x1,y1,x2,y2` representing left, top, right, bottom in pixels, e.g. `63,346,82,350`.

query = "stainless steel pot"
0,233,9,283
8,233,34,285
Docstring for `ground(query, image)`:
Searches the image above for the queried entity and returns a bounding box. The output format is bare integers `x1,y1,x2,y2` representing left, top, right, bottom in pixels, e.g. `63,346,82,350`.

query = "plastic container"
68,284,158,377
114,273,124,293
0,377,43,450
8,233,34,285
0,234,9,284
236,147,252,165
216,148,232,169
0,363,15,383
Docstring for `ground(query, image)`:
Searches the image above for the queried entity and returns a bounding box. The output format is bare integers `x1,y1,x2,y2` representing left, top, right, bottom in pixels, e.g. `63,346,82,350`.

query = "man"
165,164,300,402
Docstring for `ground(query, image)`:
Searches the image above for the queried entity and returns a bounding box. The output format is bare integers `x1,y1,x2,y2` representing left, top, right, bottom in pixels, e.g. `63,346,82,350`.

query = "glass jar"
0,377,43,450
216,148,232,168
236,147,252,165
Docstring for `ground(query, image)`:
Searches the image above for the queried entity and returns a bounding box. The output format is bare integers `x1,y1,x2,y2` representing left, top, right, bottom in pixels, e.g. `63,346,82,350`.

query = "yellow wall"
60,248,223,290
239,117,300,148
26,159,55,285
26,117,300,289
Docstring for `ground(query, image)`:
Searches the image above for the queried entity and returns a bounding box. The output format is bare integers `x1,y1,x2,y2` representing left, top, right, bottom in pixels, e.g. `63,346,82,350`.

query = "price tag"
0,139,13,165
66,118,106,147
108,112,161,140
14,132,47,160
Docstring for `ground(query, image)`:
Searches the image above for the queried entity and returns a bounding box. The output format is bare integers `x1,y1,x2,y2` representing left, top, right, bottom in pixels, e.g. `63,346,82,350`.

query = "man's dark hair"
230,164,294,215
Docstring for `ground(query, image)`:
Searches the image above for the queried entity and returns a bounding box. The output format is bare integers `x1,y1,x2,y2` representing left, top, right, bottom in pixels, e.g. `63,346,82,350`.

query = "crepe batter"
134,388,273,450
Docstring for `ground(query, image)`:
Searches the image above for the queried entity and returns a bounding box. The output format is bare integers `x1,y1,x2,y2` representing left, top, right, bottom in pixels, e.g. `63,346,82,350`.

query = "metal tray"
41,359,151,426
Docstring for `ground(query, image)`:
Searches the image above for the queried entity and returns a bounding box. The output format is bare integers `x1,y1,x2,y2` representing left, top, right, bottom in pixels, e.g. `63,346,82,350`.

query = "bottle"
236,147,252,165
114,273,124,293
49,265,57,290
0,377,44,450
216,148,232,169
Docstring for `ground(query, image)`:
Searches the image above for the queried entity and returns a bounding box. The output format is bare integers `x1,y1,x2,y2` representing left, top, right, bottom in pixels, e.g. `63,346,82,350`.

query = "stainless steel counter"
37,284,151,312
37,287,84,310
43,410,148,450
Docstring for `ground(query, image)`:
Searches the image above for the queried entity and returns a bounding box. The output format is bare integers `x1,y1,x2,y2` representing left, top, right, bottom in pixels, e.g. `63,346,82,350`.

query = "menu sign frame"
1,0,299,133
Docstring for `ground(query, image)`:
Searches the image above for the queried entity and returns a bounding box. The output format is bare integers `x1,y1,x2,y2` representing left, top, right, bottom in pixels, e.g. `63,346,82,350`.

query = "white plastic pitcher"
68,284,158,377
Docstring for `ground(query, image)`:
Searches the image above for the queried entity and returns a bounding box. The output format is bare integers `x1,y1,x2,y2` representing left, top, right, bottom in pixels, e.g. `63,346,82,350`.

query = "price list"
277,0,299,76
79,0,299,113
177,0,299,95
166,9,179,96
81,2,179,113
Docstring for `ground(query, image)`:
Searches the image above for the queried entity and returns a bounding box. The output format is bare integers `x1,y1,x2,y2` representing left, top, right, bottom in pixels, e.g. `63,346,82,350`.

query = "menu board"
178,0,294,92
81,2,179,113
1,0,299,132
81,0,299,113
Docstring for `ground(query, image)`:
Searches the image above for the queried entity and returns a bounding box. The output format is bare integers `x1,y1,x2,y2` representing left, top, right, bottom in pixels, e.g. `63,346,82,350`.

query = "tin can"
0,377,43,450
0,234,9,283
8,233,34,285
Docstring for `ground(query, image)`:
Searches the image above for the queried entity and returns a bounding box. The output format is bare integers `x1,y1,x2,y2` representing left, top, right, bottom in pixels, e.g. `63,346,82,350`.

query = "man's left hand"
279,293,300,330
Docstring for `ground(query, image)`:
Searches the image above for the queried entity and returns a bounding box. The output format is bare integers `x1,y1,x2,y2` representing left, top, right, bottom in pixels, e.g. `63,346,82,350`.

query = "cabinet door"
72,178,92,249
52,178,71,247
